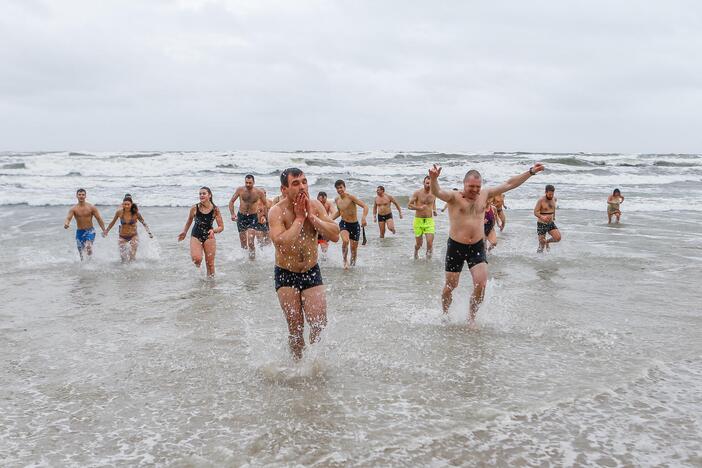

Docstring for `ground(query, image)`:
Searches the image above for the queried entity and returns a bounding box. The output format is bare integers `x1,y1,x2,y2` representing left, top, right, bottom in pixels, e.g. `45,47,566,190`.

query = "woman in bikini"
177,187,224,277
607,188,624,224
104,194,153,263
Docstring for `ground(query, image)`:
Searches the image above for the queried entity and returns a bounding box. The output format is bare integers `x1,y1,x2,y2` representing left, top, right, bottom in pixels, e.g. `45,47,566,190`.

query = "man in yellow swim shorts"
408,176,437,259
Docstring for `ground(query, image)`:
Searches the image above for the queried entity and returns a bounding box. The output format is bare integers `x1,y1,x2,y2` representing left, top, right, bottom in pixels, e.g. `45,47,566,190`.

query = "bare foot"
343,260,349,270
467,319,479,331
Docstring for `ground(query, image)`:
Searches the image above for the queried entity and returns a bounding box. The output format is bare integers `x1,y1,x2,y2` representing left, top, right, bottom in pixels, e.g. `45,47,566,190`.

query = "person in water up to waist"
268,167,340,360
432,162,545,329
408,175,437,260
63,188,107,261
607,188,625,224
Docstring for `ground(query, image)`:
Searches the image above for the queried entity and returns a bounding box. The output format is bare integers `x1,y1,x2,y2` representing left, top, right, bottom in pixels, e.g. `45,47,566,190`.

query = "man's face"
463,176,482,200
317,194,327,204
545,190,555,200
283,173,308,200
423,179,430,190
245,178,254,190
76,191,86,202
376,187,384,196
335,184,346,196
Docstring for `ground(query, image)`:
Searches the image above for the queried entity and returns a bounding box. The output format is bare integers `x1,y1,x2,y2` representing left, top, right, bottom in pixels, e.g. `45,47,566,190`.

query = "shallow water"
1,204,701,466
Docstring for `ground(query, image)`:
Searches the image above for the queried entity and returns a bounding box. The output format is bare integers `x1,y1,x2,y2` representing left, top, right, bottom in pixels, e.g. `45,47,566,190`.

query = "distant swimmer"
431,163,544,328
104,194,153,263
332,180,368,269
607,188,624,224
484,197,497,251
316,191,334,256
229,174,267,260
269,168,340,360
63,188,107,261
534,184,562,253
408,176,437,259
373,186,403,238
178,187,224,277
493,193,506,231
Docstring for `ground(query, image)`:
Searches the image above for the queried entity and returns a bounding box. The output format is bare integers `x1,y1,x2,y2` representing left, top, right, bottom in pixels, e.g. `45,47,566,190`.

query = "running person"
269,168,340,360
484,197,497,251
431,163,545,328
104,194,153,262
408,176,437,259
373,186,403,238
254,188,272,246
178,187,224,277
493,193,506,231
229,174,266,259
332,180,368,269
607,188,624,224
316,191,334,256
534,184,562,252
63,188,107,260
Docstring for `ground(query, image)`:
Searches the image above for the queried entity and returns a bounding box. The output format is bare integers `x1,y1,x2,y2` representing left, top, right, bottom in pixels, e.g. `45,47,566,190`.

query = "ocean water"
1,151,701,466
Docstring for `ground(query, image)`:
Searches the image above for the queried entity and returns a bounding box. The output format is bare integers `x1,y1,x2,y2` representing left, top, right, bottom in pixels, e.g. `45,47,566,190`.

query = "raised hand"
294,191,308,220
429,164,442,180
531,162,545,174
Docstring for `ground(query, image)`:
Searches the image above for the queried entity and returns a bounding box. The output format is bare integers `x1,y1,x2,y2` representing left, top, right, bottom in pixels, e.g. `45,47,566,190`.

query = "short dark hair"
76,188,86,194
545,184,555,192
464,170,481,181
245,174,255,182
317,191,327,198
613,188,621,195
377,185,385,191
423,176,430,182
280,167,303,187
335,179,346,188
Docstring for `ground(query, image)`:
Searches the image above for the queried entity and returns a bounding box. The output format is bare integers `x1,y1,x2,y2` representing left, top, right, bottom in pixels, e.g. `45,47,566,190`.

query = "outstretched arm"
105,209,121,235
428,164,455,202
487,163,544,198
137,212,153,238
93,207,107,233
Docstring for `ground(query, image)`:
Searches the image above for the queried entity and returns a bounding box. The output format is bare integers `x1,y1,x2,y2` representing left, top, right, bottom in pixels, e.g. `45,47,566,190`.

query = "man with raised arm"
408,176,437,259
269,168,340,360
430,163,545,329
229,174,267,260
331,179,368,269
63,188,107,261
373,185,403,238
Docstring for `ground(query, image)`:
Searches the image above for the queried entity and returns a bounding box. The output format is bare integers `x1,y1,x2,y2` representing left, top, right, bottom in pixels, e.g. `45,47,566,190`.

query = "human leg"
387,218,396,235
277,287,305,359
426,233,434,259
190,237,204,268
203,237,216,276
467,263,488,326
442,271,461,314
301,285,327,345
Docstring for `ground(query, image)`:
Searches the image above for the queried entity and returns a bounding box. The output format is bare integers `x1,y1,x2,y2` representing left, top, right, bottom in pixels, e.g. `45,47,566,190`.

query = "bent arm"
408,193,420,210
213,208,224,234
269,207,304,247
105,210,121,234
137,213,153,236
430,179,454,203
309,200,340,242
391,197,403,216
93,208,107,231
534,200,544,220
181,207,196,234
228,191,239,218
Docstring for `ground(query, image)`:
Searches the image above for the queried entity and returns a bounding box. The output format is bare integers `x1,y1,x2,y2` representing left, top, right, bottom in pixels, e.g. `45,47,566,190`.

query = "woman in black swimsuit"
105,194,153,262
178,187,224,277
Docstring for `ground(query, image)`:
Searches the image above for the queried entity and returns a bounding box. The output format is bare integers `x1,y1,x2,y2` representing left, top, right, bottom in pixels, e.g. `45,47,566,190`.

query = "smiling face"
199,189,210,203
122,200,132,211
463,175,482,200
76,190,86,202
283,172,309,200
335,184,346,196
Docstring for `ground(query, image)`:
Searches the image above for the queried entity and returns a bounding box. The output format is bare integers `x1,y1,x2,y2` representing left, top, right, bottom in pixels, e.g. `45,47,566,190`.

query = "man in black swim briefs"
268,168,340,360
229,174,267,260
430,162,545,328
534,184,562,253
331,179,368,269
373,185,403,238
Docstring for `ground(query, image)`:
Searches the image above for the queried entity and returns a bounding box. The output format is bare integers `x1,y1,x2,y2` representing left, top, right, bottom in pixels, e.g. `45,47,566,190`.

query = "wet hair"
245,174,255,182
464,170,481,182
317,191,327,198
200,186,216,207
123,194,138,215
335,179,346,188
423,176,430,183
280,168,304,187
545,184,555,192
377,185,385,191
76,188,86,195
613,188,621,195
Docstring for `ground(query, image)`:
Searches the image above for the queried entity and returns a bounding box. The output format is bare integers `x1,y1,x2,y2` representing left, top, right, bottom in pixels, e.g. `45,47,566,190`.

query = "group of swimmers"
64,164,626,359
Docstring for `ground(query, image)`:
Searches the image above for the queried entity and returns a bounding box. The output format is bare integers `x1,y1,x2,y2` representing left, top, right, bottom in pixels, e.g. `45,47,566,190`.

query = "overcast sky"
2,0,701,152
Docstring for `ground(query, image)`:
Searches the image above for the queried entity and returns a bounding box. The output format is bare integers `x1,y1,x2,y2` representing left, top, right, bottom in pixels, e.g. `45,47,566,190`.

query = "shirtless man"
316,191,334,255
493,193,506,231
331,180,368,269
63,188,107,260
255,189,273,246
373,186,403,238
229,174,266,259
431,163,545,328
408,176,437,259
534,184,562,253
269,168,340,360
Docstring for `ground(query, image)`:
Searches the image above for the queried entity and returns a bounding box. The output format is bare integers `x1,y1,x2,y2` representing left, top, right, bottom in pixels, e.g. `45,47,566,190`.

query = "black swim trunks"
377,213,393,223
237,212,258,232
445,238,487,273
274,264,323,291
255,220,269,232
537,221,557,236
339,220,361,242
484,219,495,236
